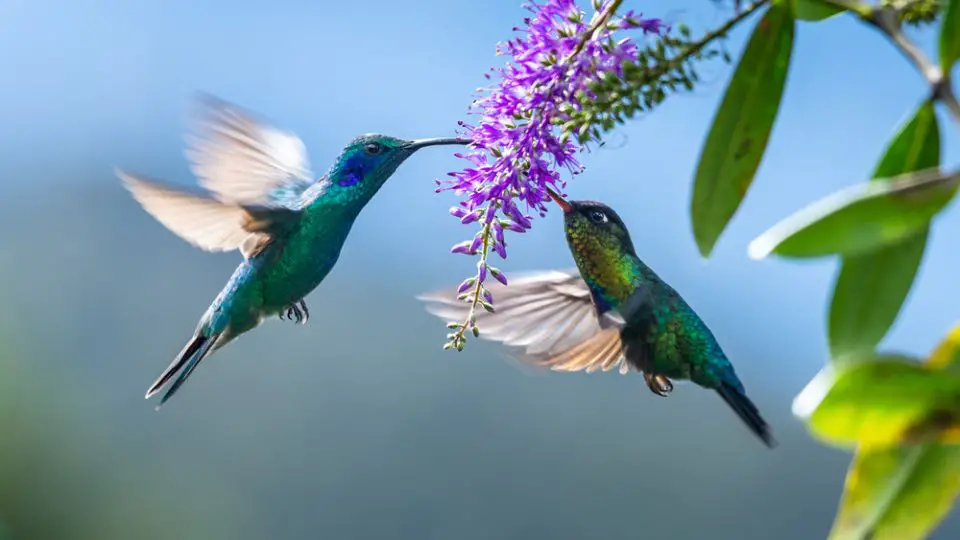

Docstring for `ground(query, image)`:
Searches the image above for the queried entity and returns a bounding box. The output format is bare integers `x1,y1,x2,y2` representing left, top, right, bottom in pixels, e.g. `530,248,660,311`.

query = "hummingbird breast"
256,209,354,314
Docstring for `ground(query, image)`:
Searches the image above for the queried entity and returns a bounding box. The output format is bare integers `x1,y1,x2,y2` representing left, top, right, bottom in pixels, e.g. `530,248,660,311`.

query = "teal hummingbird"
419,188,775,447
120,95,468,408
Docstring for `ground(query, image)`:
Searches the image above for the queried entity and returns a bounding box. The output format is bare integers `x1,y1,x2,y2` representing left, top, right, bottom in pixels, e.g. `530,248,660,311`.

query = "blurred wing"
119,169,268,258
184,93,314,207
418,269,631,374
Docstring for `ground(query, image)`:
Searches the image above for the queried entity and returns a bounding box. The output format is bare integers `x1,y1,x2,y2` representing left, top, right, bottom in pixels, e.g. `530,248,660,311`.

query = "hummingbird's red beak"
546,186,572,213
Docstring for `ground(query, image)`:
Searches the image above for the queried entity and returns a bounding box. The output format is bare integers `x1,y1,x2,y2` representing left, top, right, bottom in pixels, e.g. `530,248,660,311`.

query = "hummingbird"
419,188,776,447
120,94,468,408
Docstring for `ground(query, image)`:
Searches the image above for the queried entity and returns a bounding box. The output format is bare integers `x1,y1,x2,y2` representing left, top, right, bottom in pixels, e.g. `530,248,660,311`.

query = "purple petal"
451,241,474,255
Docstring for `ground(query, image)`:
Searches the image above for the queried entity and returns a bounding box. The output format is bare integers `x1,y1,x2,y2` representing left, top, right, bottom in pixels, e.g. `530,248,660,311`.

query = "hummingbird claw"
644,373,673,397
280,299,310,325
298,299,309,324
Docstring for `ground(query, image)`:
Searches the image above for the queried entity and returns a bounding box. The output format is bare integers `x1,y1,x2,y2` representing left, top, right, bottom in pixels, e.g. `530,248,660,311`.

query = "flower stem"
447,205,495,351
569,0,626,58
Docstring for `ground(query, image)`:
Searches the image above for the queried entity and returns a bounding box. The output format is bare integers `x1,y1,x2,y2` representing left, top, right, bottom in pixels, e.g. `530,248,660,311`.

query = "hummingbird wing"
184,93,315,208
418,270,632,375
118,170,297,259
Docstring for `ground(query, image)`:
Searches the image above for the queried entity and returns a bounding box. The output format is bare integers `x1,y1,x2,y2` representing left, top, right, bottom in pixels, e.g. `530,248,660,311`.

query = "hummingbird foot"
643,373,674,397
280,299,310,325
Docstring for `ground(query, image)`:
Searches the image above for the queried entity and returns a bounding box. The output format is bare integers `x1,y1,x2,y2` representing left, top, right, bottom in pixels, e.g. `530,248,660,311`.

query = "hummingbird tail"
716,382,777,449
145,332,219,408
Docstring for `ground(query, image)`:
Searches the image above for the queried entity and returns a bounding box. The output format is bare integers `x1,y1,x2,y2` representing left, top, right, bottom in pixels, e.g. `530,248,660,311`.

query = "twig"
827,0,960,125
657,0,771,77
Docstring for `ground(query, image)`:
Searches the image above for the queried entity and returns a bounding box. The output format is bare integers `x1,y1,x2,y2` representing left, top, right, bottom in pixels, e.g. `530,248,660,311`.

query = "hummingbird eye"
588,210,608,224
363,142,384,155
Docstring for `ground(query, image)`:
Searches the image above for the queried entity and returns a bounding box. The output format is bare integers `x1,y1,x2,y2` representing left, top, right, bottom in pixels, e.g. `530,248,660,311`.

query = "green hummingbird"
120,94,467,408
419,188,775,447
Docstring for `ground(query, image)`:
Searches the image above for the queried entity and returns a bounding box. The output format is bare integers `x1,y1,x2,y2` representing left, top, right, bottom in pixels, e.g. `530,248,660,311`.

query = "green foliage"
746,164,955,260
828,102,941,361
690,0,796,256
590,0,960,536
828,232,928,361
796,0,845,21
891,0,943,26
825,326,960,540
792,355,960,449
942,0,960,72
829,444,960,540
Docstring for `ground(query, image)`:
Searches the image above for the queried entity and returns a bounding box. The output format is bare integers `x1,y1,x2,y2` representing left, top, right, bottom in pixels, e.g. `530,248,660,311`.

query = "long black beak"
405,137,471,150
545,186,573,213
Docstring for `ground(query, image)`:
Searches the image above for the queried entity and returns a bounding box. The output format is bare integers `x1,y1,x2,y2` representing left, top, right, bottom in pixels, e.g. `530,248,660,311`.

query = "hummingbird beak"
405,137,471,150
545,186,573,213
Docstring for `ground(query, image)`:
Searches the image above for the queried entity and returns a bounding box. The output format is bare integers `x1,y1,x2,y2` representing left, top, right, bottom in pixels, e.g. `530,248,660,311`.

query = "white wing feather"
118,169,265,256
184,94,314,207
418,270,632,374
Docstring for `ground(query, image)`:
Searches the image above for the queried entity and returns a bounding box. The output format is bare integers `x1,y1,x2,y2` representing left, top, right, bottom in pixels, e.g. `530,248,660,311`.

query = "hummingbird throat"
568,236,639,310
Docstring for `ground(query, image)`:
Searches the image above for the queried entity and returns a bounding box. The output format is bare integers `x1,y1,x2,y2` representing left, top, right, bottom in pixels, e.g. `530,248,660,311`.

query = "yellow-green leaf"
796,0,844,21
792,356,960,449
829,445,960,540
827,102,940,361
928,322,960,372
941,0,960,73
690,1,795,257
827,324,960,540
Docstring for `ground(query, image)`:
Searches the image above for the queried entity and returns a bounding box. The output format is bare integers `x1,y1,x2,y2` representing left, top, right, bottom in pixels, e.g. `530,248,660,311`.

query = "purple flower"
437,0,664,349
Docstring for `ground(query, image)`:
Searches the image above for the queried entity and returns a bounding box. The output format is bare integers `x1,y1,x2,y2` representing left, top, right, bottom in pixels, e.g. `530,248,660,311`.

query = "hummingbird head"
546,187,637,259
325,134,469,207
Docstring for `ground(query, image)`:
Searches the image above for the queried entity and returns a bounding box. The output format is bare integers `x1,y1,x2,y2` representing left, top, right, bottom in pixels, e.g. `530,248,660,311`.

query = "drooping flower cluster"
437,0,664,350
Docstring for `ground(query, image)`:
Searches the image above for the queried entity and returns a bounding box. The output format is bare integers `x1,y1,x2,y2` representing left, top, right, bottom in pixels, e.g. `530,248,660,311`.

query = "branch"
829,0,960,125
661,0,770,76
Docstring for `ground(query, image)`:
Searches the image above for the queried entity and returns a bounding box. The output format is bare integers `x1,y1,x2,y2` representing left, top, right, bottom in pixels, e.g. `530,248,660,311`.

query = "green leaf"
796,0,844,21
792,356,960,449
828,231,928,361
826,325,960,540
690,1,795,257
747,168,956,259
827,101,941,360
871,102,940,181
941,0,960,73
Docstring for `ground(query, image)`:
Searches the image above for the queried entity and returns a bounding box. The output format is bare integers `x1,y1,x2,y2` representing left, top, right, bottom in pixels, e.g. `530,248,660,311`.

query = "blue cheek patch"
337,158,366,187
337,172,361,187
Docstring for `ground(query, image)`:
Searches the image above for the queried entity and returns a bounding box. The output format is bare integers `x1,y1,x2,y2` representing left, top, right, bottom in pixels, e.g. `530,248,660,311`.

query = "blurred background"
1,0,958,538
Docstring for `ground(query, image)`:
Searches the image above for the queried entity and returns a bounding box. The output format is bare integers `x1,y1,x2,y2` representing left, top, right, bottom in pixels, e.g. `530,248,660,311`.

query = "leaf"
928,322,960,372
870,102,940,181
796,0,844,21
829,445,960,540
747,166,958,260
690,1,795,257
792,356,960,449
827,102,940,360
941,0,960,74
828,231,928,361
827,324,960,540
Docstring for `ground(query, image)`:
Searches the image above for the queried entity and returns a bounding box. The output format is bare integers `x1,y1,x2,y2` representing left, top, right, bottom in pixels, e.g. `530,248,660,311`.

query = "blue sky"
1,0,957,383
